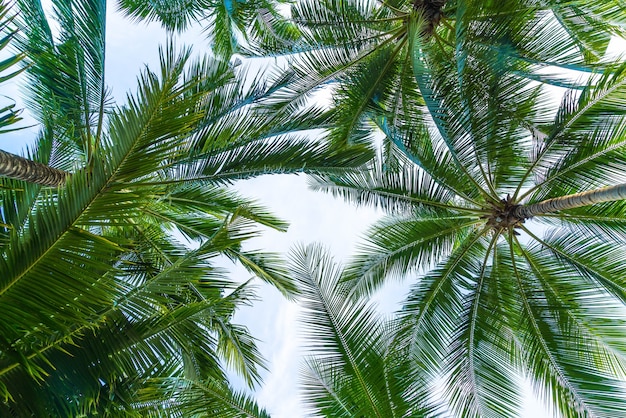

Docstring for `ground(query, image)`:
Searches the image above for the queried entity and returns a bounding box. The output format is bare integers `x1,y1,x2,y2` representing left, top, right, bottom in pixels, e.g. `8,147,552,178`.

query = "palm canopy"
0,0,370,414
311,31,626,415
257,0,626,152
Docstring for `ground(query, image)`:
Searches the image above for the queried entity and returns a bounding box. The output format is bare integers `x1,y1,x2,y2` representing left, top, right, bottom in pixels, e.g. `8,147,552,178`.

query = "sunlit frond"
292,244,428,417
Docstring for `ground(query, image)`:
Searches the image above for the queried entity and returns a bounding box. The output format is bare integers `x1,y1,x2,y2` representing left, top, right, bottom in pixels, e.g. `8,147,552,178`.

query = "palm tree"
0,0,371,414
311,36,626,415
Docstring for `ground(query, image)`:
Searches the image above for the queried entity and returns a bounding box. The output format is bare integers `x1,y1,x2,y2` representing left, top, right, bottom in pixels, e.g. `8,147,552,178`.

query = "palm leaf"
292,243,427,417
16,0,108,160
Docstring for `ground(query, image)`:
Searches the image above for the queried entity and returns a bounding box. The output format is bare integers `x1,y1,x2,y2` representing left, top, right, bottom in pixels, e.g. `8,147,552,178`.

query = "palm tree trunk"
514,183,626,219
0,149,68,187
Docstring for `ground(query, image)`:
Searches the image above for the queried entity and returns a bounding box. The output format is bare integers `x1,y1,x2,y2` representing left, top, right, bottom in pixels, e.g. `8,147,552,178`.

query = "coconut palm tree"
311,33,626,415
0,0,371,414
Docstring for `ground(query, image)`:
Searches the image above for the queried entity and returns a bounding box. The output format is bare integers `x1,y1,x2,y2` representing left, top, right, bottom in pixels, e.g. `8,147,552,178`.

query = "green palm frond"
397,229,489,374
441,237,524,418
0,239,228,412
509,232,626,417
343,208,479,296
16,0,108,161
118,0,299,59
130,61,376,185
517,62,626,203
260,0,624,157
551,2,626,62
539,200,626,239
118,0,211,31
292,244,428,417
0,0,25,134
310,154,474,214
136,377,272,418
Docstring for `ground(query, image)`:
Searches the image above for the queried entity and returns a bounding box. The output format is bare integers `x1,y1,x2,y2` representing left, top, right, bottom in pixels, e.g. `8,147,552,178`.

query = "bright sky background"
3,2,625,417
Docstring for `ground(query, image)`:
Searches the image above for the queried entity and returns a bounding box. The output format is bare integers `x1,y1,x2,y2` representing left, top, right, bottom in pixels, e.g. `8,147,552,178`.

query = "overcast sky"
5,2,626,417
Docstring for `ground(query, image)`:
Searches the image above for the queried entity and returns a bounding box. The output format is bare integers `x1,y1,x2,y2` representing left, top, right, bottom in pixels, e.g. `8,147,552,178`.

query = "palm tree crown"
312,38,626,415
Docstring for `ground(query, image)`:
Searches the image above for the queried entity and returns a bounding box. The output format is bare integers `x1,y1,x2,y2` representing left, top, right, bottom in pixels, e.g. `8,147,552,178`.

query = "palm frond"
343,208,479,297
517,61,626,202
0,0,25,133
117,0,210,31
136,377,272,418
396,229,489,378
509,232,626,417
443,236,524,418
293,243,426,417
16,0,108,159
310,155,476,215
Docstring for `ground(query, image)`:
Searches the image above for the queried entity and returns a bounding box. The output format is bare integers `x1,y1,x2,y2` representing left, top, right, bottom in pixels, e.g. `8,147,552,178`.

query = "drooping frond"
442,237,524,418
117,0,300,59
396,229,489,377
310,153,474,214
517,62,626,204
292,244,427,417
16,0,109,160
343,207,480,297
510,231,626,417
136,377,272,418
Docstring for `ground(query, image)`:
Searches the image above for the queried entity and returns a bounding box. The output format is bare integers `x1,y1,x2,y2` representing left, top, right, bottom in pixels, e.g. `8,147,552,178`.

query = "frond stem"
466,230,499,414
509,232,595,417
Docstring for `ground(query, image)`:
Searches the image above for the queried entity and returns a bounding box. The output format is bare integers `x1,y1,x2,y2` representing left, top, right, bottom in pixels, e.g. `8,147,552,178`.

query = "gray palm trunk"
514,183,626,219
0,149,68,187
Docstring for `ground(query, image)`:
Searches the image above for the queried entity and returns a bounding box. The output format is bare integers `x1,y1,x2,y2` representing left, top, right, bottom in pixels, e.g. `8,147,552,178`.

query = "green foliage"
268,0,626,153
117,0,301,58
3,0,626,416
0,0,370,415
0,1,25,133
290,244,437,417
312,31,626,416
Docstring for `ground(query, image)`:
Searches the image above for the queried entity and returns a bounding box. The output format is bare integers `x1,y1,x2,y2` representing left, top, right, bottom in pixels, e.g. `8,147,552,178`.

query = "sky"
4,2,626,417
